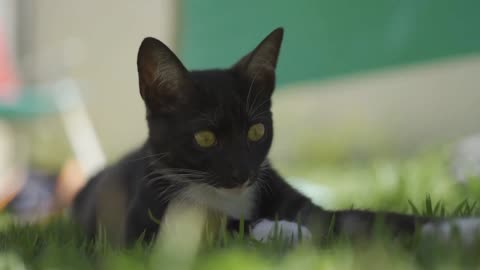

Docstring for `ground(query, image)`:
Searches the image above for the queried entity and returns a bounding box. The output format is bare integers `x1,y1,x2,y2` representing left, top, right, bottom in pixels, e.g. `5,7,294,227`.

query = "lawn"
2,148,480,270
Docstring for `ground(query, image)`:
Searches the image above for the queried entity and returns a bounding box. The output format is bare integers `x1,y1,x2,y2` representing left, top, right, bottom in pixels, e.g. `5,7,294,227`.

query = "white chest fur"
174,183,258,219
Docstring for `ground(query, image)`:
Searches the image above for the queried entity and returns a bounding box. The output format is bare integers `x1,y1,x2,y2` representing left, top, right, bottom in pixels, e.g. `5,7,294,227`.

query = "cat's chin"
178,182,257,219
216,186,247,196
215,180,252,196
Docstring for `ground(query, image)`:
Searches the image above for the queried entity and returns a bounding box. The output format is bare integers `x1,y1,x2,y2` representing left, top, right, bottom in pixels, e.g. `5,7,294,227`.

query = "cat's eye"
248,123,265,142
194,130,217,148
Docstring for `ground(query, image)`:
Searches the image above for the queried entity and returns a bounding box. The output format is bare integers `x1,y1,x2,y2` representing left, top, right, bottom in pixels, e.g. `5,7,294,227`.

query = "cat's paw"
421,218,480,245
250,219,312,244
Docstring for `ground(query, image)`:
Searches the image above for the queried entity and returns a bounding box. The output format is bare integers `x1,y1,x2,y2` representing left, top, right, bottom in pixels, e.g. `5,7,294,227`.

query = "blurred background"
0,0,480,221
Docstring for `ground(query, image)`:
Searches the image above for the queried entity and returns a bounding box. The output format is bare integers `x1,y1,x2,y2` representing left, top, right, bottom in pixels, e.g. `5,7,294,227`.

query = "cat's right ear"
232,28,284,96
137,37,192,113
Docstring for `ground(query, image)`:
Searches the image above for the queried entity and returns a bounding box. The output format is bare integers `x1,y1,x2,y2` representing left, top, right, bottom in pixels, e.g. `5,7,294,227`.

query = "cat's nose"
231,170,248,184
232,170,241,181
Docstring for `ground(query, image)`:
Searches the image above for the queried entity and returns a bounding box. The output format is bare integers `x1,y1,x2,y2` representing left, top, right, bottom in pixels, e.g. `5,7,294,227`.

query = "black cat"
73,28,479,246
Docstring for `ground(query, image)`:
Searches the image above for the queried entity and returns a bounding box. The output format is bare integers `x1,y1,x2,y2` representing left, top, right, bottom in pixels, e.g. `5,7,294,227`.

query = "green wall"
179,0,480,86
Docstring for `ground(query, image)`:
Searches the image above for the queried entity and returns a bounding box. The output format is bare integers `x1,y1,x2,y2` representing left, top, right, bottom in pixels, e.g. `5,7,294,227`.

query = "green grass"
2,149,480,269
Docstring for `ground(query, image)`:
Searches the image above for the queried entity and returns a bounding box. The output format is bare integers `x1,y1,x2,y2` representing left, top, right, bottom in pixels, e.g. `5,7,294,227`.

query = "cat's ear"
232,27,284,95
137,37,193,113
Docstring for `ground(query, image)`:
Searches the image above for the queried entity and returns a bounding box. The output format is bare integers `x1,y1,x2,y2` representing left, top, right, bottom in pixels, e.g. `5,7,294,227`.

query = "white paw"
251,219,312,244
421,218,480,245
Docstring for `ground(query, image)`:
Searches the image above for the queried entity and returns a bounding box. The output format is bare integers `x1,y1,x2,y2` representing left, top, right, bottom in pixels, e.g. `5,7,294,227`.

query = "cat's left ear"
232,27,284,96
137,37,193,114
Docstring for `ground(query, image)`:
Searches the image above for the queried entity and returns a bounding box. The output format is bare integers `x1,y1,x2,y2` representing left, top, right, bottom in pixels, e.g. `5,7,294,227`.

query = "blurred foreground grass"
2,148,480,269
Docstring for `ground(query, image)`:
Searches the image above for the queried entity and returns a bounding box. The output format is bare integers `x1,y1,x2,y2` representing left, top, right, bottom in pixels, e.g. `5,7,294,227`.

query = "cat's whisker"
162,170,209,176
255,178,267,194
146,170,214,189
141,170,163,183
245,71,260,113
260,171,271,181
151,174,209,183
197,112,217,126
124,152,170,164
151,171,206,177
249,98,270,119
154,183,188,204
147,157,169,169
147,173,206,184
140,171,168,185
260,159,270,169
256,177,272,196
251,111,270,121
256,165,273,195
154,168,209,175
155,186,181,204
248,87,263,117
151,170,205,176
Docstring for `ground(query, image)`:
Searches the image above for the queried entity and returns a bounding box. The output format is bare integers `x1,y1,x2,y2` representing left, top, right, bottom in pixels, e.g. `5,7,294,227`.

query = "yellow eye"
194,130,216,148
248,123,265,142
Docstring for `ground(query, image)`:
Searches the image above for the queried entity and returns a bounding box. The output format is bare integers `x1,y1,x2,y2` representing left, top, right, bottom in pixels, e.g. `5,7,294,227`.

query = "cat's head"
137,28,283,189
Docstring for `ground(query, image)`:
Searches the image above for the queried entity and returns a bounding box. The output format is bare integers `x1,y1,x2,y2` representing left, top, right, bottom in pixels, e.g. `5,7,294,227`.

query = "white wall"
271,54,480,163
28,1,178,160
0,0,16,63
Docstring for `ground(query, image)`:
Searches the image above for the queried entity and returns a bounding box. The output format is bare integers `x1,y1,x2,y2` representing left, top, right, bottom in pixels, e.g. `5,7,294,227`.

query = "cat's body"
72,28,479,246
73,143,421,245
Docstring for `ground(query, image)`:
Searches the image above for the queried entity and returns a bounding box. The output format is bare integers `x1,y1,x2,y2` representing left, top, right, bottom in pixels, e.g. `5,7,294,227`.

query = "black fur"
72,28,430,246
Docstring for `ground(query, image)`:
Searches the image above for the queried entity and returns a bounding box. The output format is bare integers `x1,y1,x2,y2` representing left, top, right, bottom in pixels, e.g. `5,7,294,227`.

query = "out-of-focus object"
0,22,18,101
0,19,24,210
52,79,106,179
0,4,102,219
0,79,106,183
0,80,107,177
3,159,87,221
56,159,87,207
0,121,24,210
0,80,104,219
452,134,480,182
7,169,57,221
0,23,103,216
